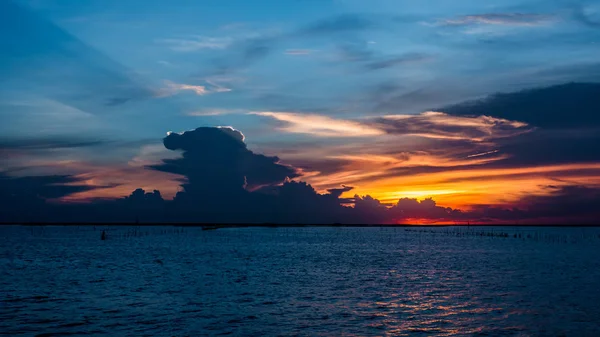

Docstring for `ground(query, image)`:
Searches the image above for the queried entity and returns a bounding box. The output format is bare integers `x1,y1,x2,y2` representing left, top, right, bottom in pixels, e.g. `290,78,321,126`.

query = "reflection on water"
1,226,600,336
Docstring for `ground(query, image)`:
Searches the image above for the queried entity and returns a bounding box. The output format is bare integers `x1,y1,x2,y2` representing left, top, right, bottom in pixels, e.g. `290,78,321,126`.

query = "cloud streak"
157,36,232,52
158,80,231,97
364,53,434,71
254,110,530,141
251,112,385,137
372,111,531,141
438,13,556,27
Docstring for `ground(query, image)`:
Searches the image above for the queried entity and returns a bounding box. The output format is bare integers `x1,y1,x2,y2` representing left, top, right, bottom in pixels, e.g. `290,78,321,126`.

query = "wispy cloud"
373,111,531,142
186,109,244,116
365,53,434,71
157,36,232,52
157,80,231,97
250,112,384,137
157,60,176,67
466,149,499,158
251,111,530,141
284,49,314,55
438,13,556,27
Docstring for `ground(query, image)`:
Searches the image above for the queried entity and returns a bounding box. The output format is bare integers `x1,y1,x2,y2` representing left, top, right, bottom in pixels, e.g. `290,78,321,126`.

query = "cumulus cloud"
2,125,599,224
150,126,299,196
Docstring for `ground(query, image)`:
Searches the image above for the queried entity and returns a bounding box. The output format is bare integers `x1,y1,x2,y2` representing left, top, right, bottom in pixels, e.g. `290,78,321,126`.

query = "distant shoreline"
1,222,599,227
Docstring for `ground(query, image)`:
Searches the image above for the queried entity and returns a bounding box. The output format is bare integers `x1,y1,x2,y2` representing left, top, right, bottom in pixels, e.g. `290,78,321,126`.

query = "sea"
1,225,600,336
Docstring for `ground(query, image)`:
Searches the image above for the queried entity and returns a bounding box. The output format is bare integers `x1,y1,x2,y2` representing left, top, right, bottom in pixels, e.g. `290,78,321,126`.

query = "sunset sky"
1,0,600,223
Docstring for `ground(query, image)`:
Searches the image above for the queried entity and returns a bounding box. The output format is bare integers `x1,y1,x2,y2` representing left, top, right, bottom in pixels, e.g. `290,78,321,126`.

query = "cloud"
516,185,600,220
284,49,313,55
251,110,531,144
186,109,244,116
0,137,106,151
466,150,499,158
572,5,600,28
157,36,232,52
0,173,100,200
150,127,300,196
438,13,556,27
1,123,599,224
439,82,600,166
441,82,600,129
389,197,465,223
364,53,434,71
298,14,376,35
251,112,385,137
370,111,531,141
158,80,231,97
198,14,383,75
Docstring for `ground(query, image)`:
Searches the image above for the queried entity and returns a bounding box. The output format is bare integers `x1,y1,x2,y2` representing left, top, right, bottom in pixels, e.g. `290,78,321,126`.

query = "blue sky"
2,0,600,219
4,0,600,140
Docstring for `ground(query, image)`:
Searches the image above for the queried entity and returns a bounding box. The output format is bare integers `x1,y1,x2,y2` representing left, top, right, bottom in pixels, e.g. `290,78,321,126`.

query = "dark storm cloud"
441,82,600,129
150,127,300,194
389,198,465,222
0,0,152,113
0,173,97,200
465,185,600,223
518,185,600,219
439,82,600,165
326,185,354,198
2,125,598,224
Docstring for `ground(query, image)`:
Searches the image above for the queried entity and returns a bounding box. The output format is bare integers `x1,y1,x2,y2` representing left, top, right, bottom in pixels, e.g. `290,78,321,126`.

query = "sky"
1,0,600,224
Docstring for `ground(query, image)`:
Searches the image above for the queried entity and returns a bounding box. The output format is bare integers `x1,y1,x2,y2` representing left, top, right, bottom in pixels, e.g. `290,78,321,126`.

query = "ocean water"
1,225,600,336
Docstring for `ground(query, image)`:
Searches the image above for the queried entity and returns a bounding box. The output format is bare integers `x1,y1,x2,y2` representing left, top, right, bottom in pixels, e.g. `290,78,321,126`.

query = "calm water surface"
2,226,600,336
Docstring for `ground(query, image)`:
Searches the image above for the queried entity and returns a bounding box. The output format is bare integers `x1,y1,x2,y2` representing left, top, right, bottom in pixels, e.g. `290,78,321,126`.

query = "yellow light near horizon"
379,189,465,200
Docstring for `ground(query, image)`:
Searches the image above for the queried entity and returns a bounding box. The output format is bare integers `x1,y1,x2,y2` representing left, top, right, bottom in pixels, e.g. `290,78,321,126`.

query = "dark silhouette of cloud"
440,82,600,166
1,126,598,224
518,185,600,219
0,173,102,222
327,185,354,198
0,173,97,200
150,126,300,197
389,198,465,222
441,82,600,129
